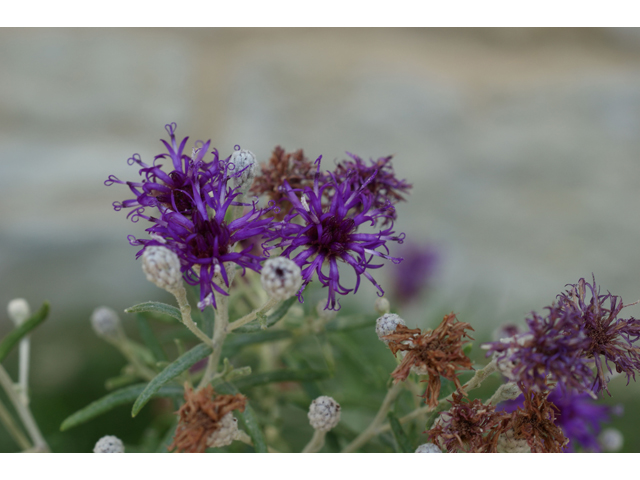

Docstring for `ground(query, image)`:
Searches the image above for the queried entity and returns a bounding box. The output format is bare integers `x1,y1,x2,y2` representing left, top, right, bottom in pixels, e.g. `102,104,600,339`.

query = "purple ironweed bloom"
105,123,227,220
557,276,640,395
332,153,412,225
499,386,620,452
273,158,405,310
107,124,276,310
389,241,438,304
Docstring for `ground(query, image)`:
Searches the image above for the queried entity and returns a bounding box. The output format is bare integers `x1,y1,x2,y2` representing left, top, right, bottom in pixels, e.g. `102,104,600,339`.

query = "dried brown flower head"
508,389,568,453
384,313,474,408
427,392,509,453
169,384,247,453
250,146,317,219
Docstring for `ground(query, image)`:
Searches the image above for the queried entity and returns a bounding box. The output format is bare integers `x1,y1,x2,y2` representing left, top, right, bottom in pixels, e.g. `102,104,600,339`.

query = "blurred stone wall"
2,28,640,335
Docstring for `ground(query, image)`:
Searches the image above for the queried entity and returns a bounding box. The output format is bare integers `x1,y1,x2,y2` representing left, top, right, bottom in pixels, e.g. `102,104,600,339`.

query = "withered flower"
250,146,317,219
384,313,474,408
508,389,568,453
169,384,246,453
428,392,509,453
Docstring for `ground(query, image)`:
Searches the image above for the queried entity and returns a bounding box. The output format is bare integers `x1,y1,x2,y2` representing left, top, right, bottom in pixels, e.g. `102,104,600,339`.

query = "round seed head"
599,428,623,452
374,297,391,315
261,257,302,301
91,306,121,339
142,246,183,292
415,443,442,453
375,313,406,343
7,298,30,326
230,148,258,193
93,435,125,453
207,413,239,448
308,396,341,432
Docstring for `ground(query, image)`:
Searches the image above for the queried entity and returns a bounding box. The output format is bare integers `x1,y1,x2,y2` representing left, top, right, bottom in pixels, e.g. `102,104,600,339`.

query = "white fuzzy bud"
142,246,183,292
93,435,125,453
308,396,341,432
261,257,302,301
375,313,406,344
90,306,121,339
374,297,390,315
497,429,531,453
207,413,239,448
7,298,30,326
599,428,623,452
415,443,442,453
230,149,257,193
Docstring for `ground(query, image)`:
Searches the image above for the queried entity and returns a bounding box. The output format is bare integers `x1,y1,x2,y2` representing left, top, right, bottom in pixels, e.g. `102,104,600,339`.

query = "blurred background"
1,28,640,452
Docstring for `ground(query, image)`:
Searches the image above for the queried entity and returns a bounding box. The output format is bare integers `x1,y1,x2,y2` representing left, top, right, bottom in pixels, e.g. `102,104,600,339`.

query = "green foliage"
233,296,297,333
387,411,413,453
125,302,181,323
0,301,49,363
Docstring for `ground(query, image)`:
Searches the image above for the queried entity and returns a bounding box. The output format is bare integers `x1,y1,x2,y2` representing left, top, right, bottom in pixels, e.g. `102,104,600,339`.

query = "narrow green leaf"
131,343,212,417
217,383,267,453
156,419,178,453
387,411,413,453
136,314,167,362
125,302,182,323
233,296,297,333
60,383,184,431
0,301,49,363
233,369,330,390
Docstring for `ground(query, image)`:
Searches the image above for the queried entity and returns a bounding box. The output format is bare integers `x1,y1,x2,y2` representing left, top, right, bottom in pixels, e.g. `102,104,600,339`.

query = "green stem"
172,286,215,348
227,297,280,332
302,429,326,453
0,397,31,451
0,365,49,452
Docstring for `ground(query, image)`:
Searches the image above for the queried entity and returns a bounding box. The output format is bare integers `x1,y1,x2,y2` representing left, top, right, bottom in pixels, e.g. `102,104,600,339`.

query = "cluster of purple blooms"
484,276,640,397
105,124,409,310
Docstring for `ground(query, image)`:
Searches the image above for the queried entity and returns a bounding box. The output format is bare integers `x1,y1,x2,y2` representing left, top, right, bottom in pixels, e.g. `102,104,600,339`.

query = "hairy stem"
0,365,49,452
227,297,280,332
302,429,326,453
341,382,404,453
18,337,30,405
172,286,215,348
0,397,31,451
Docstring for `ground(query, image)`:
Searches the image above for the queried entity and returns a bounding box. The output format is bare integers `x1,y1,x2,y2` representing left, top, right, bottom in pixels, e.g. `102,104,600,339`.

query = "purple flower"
273,158,405,310
332,153,412,225
107,124,276,310
499,387,620,452
388,241,438,304
557,276,640,395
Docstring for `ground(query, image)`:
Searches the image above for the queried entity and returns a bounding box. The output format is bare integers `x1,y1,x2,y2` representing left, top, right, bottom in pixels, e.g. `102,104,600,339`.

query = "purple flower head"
499,386,620,452
332,153,412,225
557,276,640,395
389,241,438,304
273,158,405,310
105,123,227,221
483,305,593,394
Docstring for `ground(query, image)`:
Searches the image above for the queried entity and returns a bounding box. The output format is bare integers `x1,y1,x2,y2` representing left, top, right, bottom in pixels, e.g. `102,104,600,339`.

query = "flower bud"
230,148,257,193
7,298,30,326
207,413,239,448
599,428,623,452
142,246,183,292
308,396,340,432
374,297,390,315
375,313,406,344
91,306,122,339
93,435,125,453
261,257,302,301
415,443,442,453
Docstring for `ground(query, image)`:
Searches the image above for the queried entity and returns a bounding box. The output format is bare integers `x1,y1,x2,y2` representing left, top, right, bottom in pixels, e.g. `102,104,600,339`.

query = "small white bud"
7,298,30,326
496,429,531,453
316,300,337,322
375,313,406,344
207,413,239,448
93,435,125,453
90,306,121,339
415,443,442,453
142,246,183,293
261,257,302,301
599,428,623,452
230,149,257,193
374,297,390,315
308,396,340,432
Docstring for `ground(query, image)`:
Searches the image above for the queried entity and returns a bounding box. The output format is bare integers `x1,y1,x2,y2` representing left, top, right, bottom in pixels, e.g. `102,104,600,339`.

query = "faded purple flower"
389,241,438,304
273,158,405,310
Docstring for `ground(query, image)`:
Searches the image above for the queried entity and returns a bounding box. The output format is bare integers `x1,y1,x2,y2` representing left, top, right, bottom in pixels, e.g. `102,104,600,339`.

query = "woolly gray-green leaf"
125,302,182,323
